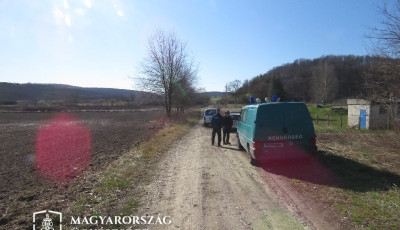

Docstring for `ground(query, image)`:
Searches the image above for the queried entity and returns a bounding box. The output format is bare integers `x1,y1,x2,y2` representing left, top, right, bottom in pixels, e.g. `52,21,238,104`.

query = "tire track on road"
139,125,307,230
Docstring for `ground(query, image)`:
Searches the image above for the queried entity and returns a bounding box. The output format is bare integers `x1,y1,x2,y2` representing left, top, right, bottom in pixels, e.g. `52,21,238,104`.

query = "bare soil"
0,110,164,229
139,124,342,229
3,111,378,229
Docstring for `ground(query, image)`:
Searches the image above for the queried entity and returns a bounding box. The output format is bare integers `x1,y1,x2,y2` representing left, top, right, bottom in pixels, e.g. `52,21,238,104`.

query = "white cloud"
65,14,71,27
117,10,123,17
75,8,85,15
54,8,64,24
68,35,73,44
63,0,69,9
84,0,92,9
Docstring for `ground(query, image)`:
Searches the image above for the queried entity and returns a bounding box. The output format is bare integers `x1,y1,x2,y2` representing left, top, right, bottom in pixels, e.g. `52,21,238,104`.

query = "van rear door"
281,103,316,153
254,103,315,158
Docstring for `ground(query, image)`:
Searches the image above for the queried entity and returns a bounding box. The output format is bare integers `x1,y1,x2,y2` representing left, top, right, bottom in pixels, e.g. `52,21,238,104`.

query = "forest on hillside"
0,83,211,111
236,55,373,103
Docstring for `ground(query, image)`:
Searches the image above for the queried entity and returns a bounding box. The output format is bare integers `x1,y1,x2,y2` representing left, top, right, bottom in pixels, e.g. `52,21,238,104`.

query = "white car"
230,111,241,131
203,108,217,126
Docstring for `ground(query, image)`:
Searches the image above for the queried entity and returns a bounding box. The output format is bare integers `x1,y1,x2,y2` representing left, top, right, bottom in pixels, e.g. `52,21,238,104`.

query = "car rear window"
205,110,216,116
231,115,240,120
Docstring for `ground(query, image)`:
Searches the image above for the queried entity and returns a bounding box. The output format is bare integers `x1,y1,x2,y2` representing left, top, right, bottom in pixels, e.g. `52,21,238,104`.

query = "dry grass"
304,131,400,229
318,132,400,174
65,110,198,227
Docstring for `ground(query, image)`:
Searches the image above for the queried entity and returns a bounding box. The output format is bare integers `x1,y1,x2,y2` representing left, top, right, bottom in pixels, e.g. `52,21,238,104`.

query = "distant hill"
0,83,153,102
204,91,226,98
240,55,375,103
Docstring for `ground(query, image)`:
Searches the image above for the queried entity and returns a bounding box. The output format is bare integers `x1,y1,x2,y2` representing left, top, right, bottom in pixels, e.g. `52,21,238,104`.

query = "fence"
310,106,347,129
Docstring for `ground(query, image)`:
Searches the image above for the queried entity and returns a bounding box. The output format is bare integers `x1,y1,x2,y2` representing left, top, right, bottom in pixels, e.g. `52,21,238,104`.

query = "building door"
360,109,367,129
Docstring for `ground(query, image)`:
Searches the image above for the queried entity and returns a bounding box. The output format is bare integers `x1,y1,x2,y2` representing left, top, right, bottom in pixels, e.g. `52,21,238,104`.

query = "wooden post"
340,112,343,128
387,115,390,130
327,114,330,126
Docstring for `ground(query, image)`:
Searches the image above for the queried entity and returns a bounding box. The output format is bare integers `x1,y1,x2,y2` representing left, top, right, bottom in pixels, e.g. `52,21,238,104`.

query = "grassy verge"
314,133,400,229
308,105,349,132
211,97,221,104
64,110,198,227
293,105,400,229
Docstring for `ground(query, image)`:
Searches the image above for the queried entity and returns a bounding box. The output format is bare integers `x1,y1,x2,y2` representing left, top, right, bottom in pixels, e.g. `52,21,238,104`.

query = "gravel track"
139,124,331,230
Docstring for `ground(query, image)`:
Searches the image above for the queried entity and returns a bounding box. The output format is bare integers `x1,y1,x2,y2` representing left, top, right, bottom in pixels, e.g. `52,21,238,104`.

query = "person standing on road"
223,111,233,145
211,108,223,147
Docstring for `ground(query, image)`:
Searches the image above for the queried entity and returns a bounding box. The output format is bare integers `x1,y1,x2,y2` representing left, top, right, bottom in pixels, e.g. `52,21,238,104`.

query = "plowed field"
0,110,164,228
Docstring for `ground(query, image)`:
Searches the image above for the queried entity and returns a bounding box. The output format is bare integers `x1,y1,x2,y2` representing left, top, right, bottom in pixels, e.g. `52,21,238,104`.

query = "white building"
347,99,399,129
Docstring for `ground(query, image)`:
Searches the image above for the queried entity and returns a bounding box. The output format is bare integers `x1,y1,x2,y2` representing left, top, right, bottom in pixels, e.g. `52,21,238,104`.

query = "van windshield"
205,110,216,116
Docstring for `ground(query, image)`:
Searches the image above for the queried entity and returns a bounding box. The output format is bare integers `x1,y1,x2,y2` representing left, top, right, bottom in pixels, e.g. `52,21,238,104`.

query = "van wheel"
247,144,257,166
237,134,244,150
249,156,257,166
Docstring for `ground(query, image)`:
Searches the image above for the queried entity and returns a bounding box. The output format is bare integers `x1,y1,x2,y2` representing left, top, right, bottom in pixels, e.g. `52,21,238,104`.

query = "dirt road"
140,124,339,230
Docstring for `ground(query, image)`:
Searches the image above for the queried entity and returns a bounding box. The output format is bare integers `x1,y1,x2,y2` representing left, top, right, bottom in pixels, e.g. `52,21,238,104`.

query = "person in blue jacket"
223,111,233,145
211,108,223,147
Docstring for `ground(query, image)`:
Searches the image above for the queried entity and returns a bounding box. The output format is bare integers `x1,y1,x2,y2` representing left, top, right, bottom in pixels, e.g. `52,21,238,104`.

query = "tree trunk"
167,91,173,117
164,92,170,117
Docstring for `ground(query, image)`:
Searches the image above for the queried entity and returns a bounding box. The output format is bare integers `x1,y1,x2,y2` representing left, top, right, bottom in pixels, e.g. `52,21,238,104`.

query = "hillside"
0,83,153,103
240,55,374,103
0,83,214,110
204,91,227,98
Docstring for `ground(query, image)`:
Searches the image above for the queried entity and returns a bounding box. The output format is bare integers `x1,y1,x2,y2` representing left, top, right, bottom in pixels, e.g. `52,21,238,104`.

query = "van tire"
250,158,257,166
247,144,257,166
237,134,244,150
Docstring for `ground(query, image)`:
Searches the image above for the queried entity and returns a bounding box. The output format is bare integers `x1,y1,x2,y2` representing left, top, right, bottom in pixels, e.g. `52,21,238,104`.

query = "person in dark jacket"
211,108,223,146
223,111,233,144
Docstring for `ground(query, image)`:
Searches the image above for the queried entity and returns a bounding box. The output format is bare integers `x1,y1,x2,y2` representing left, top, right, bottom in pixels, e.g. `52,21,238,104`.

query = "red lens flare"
35,113,91,183
256,142,338,186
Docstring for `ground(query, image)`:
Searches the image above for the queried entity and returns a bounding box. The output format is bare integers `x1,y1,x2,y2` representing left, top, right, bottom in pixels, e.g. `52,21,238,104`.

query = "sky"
0,0,386,92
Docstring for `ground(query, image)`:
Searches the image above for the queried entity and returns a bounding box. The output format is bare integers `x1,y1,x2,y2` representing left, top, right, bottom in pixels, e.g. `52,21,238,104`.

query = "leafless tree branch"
136,30,198,116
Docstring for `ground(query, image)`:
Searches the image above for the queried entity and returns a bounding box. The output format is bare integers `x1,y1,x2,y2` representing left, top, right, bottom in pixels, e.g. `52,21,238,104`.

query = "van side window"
241,109,247,123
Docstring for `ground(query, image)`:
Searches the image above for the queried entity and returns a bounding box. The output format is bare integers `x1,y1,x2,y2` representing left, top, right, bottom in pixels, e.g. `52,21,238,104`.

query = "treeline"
0,83,149,102
0,83,211,111
237,55,373,103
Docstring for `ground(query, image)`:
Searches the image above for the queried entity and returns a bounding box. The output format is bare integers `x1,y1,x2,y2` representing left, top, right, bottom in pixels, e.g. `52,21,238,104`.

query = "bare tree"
137,31,197,116
368,0,400,57
365,0,400,91
227,80,242,103
363,58,400,100
312,61,338,102
363,57,400,129
173,66,197,113
365,0,400,129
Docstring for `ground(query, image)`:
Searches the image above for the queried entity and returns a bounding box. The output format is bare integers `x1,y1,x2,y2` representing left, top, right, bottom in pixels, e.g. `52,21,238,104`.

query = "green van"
237,102,317,164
